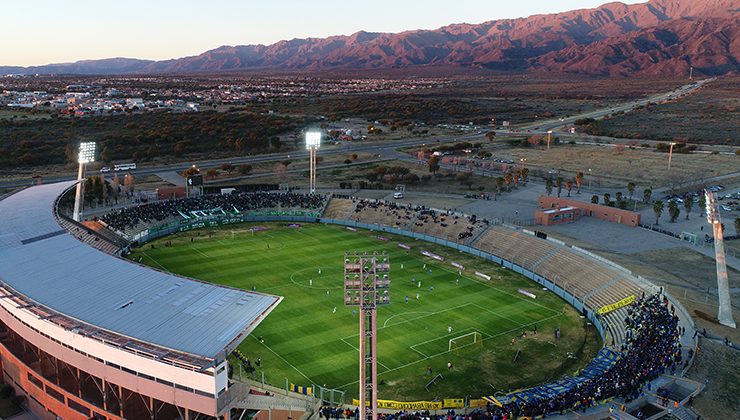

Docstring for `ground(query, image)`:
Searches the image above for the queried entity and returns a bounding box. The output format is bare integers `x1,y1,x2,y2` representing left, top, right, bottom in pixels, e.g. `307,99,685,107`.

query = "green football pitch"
128,222,600,400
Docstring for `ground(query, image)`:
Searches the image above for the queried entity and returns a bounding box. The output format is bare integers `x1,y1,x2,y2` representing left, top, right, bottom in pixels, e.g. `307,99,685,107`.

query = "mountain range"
2,0,738,77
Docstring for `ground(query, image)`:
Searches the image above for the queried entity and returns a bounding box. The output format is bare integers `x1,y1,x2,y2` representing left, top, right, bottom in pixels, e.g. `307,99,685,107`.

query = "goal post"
448,331,483,352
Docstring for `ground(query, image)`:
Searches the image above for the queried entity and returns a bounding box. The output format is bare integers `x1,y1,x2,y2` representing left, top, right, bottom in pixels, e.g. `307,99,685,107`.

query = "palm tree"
556,176,563,197
643,188,652,204
504,172,512,192
627,182,636,200
575,171,583,194
545,178,553,196
653,200,664,225
603,193,611,206
698,194,706,216
683,196,693,219
668,200,680,222
591,195,599,204
565,179,573,197
521,168,529,184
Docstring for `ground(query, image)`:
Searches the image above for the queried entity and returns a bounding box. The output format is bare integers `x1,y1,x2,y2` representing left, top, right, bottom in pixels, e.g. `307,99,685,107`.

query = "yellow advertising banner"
443,398,465,408
597,295,636,315
469,399,489,408
352,399,443,410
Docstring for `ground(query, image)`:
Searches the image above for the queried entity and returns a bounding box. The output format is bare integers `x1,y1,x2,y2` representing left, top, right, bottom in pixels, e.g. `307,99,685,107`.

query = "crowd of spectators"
353,199,416,225
100,192,327,232
321,293,682,420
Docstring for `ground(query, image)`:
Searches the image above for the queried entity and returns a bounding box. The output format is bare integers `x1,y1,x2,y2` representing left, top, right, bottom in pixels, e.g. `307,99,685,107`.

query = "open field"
128,222,599,400
582,76,740,146
479,143,739,189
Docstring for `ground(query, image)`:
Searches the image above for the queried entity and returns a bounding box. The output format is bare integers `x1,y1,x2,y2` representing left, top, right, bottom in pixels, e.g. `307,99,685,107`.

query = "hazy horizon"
1,0,646,67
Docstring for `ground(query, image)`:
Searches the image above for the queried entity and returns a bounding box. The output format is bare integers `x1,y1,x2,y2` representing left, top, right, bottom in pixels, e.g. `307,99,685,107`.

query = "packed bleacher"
347,198,489,243
100,192,327,235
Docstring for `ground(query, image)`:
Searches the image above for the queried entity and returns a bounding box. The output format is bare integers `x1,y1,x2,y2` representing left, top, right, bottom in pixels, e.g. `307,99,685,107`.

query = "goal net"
448,331,483,352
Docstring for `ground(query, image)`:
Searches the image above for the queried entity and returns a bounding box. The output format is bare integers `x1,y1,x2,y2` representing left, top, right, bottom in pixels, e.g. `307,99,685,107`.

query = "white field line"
335,311,564,391
252,335,314,384
141,251,167,271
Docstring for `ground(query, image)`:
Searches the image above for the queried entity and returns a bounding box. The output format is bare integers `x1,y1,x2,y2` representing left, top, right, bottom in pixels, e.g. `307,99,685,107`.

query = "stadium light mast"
668,142,677,170
705,190,736,328
73,142,96,222
306,131,321,193
546,130,553,150
344,252,390,420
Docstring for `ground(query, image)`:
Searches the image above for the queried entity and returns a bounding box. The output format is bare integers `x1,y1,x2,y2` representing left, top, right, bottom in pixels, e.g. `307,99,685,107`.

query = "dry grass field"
583,76,740,145
483,143,739,188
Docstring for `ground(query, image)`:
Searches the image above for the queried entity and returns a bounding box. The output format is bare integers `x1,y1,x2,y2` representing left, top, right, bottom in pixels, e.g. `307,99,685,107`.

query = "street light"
73,142,96,221
588,168,592,190
520,158,526,169
547,130,553,150
306,131,321,193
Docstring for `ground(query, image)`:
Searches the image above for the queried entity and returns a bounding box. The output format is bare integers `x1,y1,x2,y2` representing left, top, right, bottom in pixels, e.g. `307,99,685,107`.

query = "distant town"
0,75,446,117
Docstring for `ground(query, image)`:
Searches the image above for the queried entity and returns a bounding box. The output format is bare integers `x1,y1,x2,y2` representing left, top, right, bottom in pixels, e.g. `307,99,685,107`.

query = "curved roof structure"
0,181,280,361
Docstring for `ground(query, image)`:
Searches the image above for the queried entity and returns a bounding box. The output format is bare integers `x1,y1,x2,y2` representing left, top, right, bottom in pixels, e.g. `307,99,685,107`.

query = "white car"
393,192,404,199
99,167,111,173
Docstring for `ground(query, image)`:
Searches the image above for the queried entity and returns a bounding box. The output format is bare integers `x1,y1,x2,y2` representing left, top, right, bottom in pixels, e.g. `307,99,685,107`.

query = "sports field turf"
129,222,600,400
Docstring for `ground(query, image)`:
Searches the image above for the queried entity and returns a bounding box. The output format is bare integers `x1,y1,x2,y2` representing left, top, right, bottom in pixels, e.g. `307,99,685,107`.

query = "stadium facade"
0,182,281,419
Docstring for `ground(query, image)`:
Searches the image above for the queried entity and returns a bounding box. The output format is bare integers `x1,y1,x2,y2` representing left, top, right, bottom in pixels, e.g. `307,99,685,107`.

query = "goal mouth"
449,331,483,352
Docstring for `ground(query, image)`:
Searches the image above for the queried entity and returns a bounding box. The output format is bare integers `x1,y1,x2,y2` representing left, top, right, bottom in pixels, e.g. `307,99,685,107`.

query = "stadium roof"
0,181,281,362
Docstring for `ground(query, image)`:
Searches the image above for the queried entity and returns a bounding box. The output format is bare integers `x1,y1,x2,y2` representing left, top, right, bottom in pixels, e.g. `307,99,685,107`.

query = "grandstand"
0,182,282,419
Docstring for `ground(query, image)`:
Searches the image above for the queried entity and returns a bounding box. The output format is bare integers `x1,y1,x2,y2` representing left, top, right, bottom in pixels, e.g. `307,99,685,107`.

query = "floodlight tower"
668,142,677,170
344,252,390,420
73,142,96,221
306,131,321,193
705,191,736,328
546,130,553,150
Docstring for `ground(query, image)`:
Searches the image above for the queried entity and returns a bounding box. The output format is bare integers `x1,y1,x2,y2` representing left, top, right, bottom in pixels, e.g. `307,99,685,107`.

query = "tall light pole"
306,131,321,193
705,191,736,328
520,158,526,169
73,142,96,222
668,142,677,170
546,130,553,150
344,252,390,420
588,168,592,191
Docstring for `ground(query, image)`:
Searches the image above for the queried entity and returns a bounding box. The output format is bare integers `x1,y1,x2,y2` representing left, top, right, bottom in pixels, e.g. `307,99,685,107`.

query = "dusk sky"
2,0,646,66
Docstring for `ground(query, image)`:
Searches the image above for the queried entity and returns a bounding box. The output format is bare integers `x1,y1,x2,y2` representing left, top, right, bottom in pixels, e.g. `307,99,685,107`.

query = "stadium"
0,177,699,420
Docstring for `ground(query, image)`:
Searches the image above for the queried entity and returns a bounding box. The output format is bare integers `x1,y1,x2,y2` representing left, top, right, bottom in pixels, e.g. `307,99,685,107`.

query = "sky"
1,0,646,67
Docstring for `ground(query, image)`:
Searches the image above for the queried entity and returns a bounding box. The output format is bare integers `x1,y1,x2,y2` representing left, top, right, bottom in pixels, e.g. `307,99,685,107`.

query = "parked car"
99,167,111,173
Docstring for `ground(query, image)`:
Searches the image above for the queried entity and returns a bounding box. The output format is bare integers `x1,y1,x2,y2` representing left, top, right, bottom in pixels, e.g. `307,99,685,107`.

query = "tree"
627,182,636,199
591,195,599,204
504,172,512,191
238,164,253,175
698,194,706,216
521,167,529,184
683,196,693,219
234,138,245,152
428,155,440,174
496,177,504,194
280,159,292,167
351,153,358,161
565,179,573,197
556,176,563,197
206,169,219,179
100,146,111,163
65,144,76,164
486,131,496,142
615,192,623,206
603,193,611,205
735,217,740,236
220,163,234,174
653,200,664,224
513,168,521,187
668,200,680,222
182,167,199,178
545,178,553,196
575,171,583,194
643,188,652,204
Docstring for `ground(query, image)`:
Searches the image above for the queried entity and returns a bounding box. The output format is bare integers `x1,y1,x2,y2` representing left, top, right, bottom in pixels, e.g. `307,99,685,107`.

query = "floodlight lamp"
78,142,97,164
305,131,321,149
